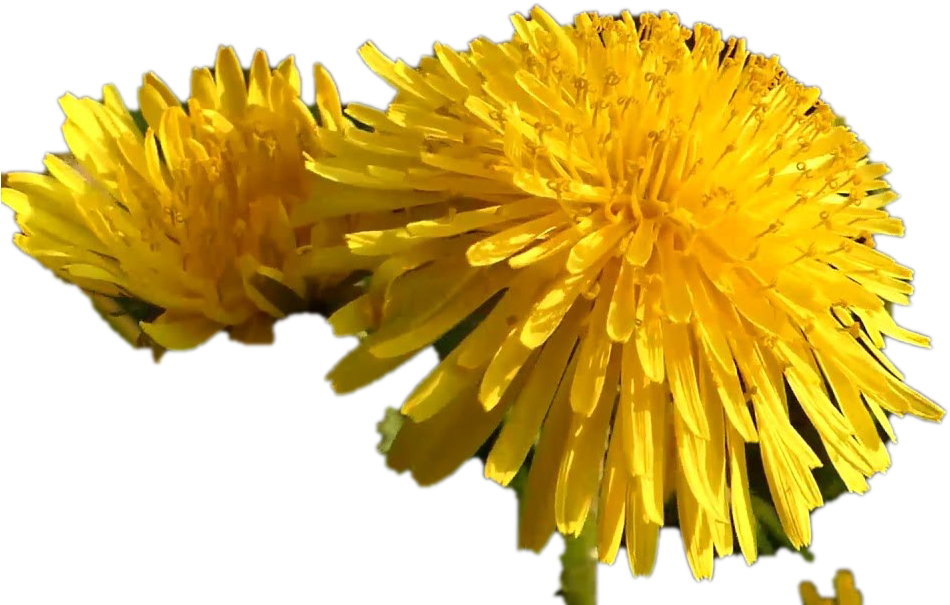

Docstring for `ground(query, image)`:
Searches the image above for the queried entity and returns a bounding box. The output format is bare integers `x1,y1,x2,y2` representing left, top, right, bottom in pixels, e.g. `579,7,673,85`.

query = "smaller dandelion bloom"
312,8,942,579
800,570,862,605
2,47,379,354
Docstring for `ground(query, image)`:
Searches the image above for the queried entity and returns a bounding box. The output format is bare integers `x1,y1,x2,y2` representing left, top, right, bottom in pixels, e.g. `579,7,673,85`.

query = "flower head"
312,9,942,578
800,570,862,605
2,47,376,353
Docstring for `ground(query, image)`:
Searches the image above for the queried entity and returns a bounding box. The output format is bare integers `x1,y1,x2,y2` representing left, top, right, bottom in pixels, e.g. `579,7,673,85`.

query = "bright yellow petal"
596,427,627,564
486,303,584,485
555,349,620,535
140,312,221,350
518,355,578,552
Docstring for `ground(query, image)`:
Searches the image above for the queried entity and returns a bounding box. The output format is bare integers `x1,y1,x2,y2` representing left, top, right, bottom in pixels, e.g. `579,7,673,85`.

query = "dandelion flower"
800,570,862,605
313,9,942,578
2,47,377,354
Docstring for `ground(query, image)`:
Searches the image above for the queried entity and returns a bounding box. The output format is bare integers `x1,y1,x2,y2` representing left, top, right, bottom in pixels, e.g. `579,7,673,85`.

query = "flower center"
500,14,843,262
145,107,309,283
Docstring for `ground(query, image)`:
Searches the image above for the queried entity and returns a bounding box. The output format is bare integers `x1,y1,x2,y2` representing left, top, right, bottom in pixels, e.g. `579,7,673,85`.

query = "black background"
0,2,948,605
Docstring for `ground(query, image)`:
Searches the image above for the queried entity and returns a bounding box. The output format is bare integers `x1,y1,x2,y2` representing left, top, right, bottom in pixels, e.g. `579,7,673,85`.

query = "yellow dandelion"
311,8,942,578
800,570,862,605
2,47,378,354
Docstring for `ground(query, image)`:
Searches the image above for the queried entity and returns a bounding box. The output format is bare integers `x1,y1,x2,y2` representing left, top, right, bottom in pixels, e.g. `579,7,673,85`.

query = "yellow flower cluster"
800,570,862,605
1,6,939,586
2,48,384,353
313,9,941,578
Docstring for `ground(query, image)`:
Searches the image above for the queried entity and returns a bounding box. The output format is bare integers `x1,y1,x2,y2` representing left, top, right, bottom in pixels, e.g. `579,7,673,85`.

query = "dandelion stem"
558,513,598,605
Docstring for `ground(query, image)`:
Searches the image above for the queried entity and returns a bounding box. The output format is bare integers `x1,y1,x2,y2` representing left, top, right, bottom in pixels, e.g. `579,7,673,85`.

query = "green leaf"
377,407,404,455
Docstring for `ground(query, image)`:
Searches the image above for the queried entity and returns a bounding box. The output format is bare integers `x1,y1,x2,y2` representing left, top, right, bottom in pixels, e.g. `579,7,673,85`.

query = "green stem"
559,516,598,605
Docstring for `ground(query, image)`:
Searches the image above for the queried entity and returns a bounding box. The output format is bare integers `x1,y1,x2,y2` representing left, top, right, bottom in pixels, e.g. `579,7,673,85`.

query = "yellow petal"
799,581,823,605
596,428,627,564
700,362,732,554
555,349,620,535
3,182,102,253
190,68,218,110
466,213,565,266
619,343,647,476
727,423,757,565
140,312,220,350
369,265,512,358
402,347,482,422
315,63,345,130
102,85,139,135
239,258,306,319
406,198,545,239
140,71,179,126
409,384,511,486
508,226,577,269
359,42,407,99
215,46,248,117
625,218,655,266
632,380,670,525
684,260,734,371
606,259,638,342
345,227,417,256
665,322,709,438
63,263,122,285
674,409,724,525
227,314,277,349
455,276,543,369
486,303,583,485
479,326,534,410
784,352,875,481
328,295,377,336
157,107,188,171
704,342,757,443
521,268,599,349
43,154,91,197
291,178,445,224
276,56,302,95
566,221,626,275
624,479,660,576
657,229,691,322
759,427,817,549
833,570,862,605
570,260,618,415
385,413,422,474
725,267,786,337
433,44,482,92
247,50,272,107
635,283,665,383
328,345,416,394
676,456,715,581
518,355,578,552
816,351,890,471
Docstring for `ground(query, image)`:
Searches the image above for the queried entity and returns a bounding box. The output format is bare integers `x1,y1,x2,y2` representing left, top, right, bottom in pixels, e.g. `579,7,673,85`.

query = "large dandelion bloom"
313,9,942,578
2,47,375,353
800,570,862,605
